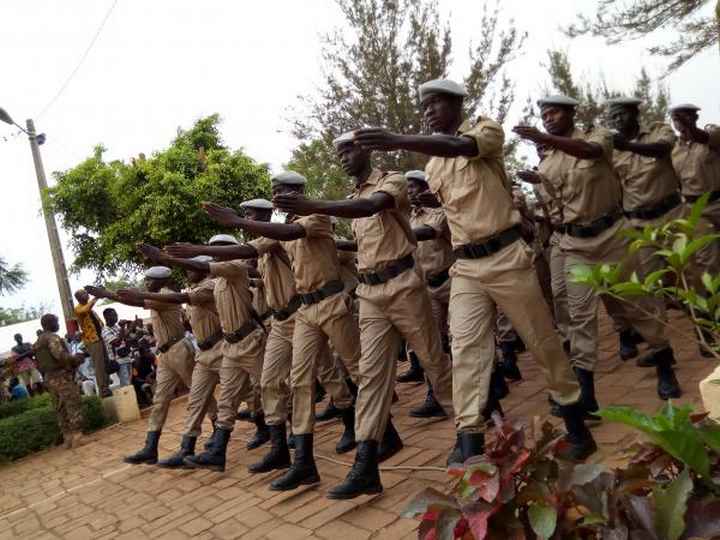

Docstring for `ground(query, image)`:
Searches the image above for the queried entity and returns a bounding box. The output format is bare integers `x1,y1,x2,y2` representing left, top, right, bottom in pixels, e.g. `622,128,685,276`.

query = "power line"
36,0,119,120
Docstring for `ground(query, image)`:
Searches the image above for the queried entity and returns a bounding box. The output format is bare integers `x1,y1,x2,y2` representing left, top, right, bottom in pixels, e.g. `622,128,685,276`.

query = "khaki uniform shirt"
249,238,297,310
349,169,416,272
409,206,454,276
425,117,519,247
278,214,343,294
252,281,269,317
672,128,720,196
186,278,221,343
612,123,680,210
144,287,186,347
337,250,359,291
208,260,254,333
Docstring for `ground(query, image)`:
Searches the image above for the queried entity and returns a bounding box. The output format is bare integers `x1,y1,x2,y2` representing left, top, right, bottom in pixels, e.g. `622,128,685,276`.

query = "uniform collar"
456,119,473,135
352,168,385,195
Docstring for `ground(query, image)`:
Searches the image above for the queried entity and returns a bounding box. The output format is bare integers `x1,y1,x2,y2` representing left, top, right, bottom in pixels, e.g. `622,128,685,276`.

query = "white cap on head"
404,170,427,183
537,94,580,108
190,255,213,263
669,103,701,113
145,266,172,279
239,198,273,210
419,79,467,101
605,96,643,109
208,234,239,245
271,171,307,186
333,131,356,148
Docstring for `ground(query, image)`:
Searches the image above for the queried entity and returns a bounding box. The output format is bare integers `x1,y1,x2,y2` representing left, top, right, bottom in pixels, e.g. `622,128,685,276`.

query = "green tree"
47,115,271,278
0,258,28,296
564,0,720,72
0,302,51,327
287,0,526,201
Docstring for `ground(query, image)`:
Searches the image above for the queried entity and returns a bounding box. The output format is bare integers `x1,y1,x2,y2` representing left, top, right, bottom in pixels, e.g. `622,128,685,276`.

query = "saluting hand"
137,243,165,264
353,128,402,151
202,202,241,228
272,193,316,216
516,170,542,185
165,243,202,259
512,125,547,143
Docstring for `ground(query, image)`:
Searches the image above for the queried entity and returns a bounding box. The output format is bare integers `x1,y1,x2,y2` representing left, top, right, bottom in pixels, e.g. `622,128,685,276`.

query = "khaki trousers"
148,338,196,432
429,277,451,339
354,266,453,441
450,241,580,433
86,340,110,396
216,329,266,430
261,315,295,426
182,340,222,437
547,234,570,342
291,293,359,435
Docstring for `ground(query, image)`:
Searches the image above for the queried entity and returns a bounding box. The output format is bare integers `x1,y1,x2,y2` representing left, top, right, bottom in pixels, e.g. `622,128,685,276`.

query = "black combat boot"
548,394,562,418
655,347,682,400
396,352,425,383
619,329,641,361
183,427,231,472
377,419,404,463
556,403,598,461
248,424,291,474
459,432,485,461
270,434,320,491
124,431,161,465
346,377,359,399
204,424,219,451
499,342,522,381
446,434,462,466
335,406,357,454
574,368,602,424
409,385,447,418
315,380,327,404
247,411,270,450
490,367,509,400
327,441,383,500
236,408,253,422
157,435,196,469
316,399,342,422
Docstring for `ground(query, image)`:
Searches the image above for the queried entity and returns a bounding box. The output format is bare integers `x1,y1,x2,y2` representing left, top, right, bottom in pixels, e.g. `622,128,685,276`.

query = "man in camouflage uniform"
34,313,85,448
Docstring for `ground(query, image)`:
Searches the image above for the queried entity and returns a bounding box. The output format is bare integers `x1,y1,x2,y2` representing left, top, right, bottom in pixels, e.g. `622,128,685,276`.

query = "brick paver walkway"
0,309,715,539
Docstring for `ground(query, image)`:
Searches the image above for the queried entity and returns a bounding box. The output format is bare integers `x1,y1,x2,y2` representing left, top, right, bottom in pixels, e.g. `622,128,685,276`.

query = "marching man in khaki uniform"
351,79,595,463
201,178,360,491
274,136,455,499
87,266,199,464
513,95,682,417
671,103,720,231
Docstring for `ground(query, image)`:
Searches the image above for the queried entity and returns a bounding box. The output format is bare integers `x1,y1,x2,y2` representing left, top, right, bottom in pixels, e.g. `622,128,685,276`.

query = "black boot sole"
156,456,192,468
335,441,357,454
182,457,225,472
248,460,291,474
123,456,158,465
269,473,320,491
408,410,447,419
327,484,383,500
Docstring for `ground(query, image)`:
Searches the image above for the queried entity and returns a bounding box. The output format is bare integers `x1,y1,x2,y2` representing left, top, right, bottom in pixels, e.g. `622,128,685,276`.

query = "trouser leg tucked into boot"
335,407,357,454
204,423,219,451
499,342,522,381
247,411,270,450
490,367,509,400
396,351,425,383
574,367,602,424
655,347,682,400
316,399,342,422
270,434,320,491
124,431,161,465
459,432,485,462
556,402,598,461
618,328,640,361
377,419,403,463
183,427,231,472
327,440,383,500
446,434,462,467
157,435,196,468
248,424,291,474
409,383,446,418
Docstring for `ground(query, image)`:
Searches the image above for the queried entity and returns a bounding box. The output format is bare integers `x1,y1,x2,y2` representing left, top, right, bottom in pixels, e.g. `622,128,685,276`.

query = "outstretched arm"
119,289,190,305
413,225,438,242
203,203,306,241
164,243,258,260
85,285,144,308
614,136,672,158
273,192,394,219
352,128,478,158
137,243,210,274
513,126,602,160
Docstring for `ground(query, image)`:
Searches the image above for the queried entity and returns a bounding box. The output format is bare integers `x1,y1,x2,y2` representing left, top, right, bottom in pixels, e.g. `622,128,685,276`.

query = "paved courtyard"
0,309,715,540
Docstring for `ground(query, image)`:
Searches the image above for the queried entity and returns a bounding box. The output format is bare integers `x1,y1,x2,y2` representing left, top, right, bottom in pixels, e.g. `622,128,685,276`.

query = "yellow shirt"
74,300,102,345
425,117,519,247
672,128,720,197
349,169,416,272
409,206,454,276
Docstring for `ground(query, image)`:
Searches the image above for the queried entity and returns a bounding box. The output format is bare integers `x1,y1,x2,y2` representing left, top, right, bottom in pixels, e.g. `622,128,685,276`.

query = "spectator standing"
11,333,44,395
73,289,112,397
101,308,132,386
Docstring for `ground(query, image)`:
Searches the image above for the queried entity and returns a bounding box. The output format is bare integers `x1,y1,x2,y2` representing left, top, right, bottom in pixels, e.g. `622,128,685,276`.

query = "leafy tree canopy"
565,0,719,72
47,115,271,278
0,258,29,296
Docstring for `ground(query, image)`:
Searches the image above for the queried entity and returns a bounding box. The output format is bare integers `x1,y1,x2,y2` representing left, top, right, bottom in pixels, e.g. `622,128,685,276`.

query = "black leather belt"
224,319,259,344
560,213,620,238
358,254,415,286
427,268,450,288
273,295,301,321
625,192,681,221
685,190,720,204
158,335,184,354
454,225,522,259
299,280,345,306
197,331,223,351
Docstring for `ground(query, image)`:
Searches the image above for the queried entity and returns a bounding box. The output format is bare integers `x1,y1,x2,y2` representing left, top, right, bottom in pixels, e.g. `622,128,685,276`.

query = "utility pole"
26,118,75,329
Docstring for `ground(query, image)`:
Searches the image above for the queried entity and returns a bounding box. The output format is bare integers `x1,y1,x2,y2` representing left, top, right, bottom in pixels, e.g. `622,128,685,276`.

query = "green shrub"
0,395,112,461
0,393,52,420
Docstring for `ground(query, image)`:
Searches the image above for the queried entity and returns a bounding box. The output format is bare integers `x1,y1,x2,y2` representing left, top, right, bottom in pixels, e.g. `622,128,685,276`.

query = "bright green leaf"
528,503,557,540
653,468,693,540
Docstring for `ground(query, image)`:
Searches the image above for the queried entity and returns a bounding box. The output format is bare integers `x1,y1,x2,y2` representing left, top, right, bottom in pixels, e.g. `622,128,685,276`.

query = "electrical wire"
36,0,119,120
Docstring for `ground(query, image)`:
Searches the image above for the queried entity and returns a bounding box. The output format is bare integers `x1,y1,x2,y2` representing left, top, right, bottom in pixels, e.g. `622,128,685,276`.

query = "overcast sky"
1,0,718,318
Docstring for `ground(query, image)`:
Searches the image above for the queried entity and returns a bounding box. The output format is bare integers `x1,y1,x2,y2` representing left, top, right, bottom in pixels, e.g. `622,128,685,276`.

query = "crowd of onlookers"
0,309,166,408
